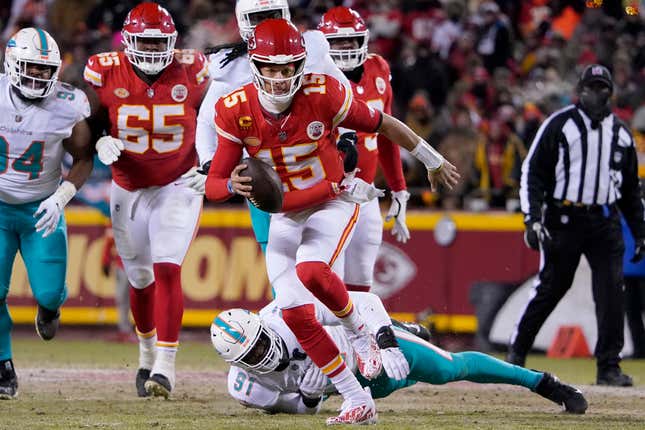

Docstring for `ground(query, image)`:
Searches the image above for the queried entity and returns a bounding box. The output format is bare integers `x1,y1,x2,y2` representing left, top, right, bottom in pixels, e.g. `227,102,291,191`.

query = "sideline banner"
7,207,539,332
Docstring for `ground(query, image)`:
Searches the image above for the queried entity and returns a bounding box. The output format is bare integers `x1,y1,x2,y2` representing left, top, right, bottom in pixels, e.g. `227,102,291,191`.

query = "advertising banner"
8,208,539,332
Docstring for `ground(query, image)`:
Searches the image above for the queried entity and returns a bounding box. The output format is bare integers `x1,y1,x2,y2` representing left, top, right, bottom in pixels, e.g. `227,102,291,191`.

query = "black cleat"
145,373,172,399
535,372,588,414
506,349,526,367
391,319,431,341
136,368,151,397
35,305,60,341
0,360,18,400
597,367,633,387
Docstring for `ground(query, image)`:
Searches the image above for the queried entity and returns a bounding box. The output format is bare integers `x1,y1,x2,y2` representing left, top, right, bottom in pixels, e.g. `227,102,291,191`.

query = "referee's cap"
578,64,613,90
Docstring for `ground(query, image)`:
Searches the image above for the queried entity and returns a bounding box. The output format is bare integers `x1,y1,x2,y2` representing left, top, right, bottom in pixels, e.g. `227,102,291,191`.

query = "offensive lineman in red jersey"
319,6,410,293
205,20,459,424
83,2,209,398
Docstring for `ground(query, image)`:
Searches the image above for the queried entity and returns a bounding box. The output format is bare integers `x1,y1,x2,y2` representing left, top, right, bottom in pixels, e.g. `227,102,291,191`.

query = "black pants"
510,204,625,370
624,277,645,357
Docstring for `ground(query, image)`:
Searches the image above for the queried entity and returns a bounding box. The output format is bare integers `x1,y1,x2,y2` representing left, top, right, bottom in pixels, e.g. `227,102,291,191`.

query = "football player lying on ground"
211,292,588,416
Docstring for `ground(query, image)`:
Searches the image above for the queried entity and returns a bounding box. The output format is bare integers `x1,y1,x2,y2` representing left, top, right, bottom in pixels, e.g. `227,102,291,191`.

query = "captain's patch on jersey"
306,121,325,140
238,116,252,129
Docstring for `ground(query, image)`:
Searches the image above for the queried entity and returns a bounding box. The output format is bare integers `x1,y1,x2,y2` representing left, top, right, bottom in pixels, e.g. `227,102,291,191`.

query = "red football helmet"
318,7,369,71
122,2,177,75
248,19,306,105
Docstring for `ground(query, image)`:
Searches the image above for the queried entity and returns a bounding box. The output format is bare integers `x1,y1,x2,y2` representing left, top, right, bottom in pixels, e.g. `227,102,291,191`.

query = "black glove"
198,160,211,175
337,132,358,173
631,238,645,263
524,221,550,251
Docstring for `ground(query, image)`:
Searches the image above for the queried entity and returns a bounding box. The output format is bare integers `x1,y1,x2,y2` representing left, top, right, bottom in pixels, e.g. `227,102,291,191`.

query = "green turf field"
2,335,644,429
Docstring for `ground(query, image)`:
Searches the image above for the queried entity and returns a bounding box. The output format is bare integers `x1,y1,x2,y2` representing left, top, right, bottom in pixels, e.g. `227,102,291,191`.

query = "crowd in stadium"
2,0,643,211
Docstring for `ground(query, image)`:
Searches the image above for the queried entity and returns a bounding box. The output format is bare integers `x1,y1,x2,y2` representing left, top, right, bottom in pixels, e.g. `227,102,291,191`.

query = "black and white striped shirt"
520,104,645,236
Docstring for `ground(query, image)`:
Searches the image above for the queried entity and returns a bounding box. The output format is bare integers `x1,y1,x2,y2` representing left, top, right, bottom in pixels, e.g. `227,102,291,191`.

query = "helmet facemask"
122,31,177,75
250,57,305,105
236,325,286,374
327,32,369,71
236,0,291,41
4,28,61,99
7,59,59,99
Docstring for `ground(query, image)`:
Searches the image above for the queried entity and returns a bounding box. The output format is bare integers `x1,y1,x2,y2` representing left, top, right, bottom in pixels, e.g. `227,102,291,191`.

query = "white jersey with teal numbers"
227,299,360,413
196,30,351,166
0,74,90,204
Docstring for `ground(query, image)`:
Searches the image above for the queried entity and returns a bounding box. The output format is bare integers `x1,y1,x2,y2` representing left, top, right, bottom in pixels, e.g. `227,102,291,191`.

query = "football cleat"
136,368,151,398
145,373,172,399
326,389,377,425
391,319,431,342
535,372,588,414
0,360,18,400
348,328,382,380
35,305,60,341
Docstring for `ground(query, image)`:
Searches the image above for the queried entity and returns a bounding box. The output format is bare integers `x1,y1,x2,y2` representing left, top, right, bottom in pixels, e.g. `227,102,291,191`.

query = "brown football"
240,157,284,213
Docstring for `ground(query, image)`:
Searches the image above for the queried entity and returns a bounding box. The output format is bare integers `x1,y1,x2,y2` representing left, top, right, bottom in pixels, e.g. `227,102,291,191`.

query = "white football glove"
34,181,76,238
339,171,385,204
96,136,124,165
300,363,328,399
381,347,410,381
385,190,411,243
181,167,207,194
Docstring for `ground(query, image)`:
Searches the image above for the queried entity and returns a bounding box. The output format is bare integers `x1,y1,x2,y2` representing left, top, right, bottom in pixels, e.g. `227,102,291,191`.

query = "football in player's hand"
240,157,284,213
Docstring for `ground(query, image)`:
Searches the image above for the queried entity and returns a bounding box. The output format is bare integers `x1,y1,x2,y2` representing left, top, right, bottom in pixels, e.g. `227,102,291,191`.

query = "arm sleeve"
282,180,338,212
376,84,406,191
519,116,559,222
196,81,220,166
617,128,645,239
204,105,244,201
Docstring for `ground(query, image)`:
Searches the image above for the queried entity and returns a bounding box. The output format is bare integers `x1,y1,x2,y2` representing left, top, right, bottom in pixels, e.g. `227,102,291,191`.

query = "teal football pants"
0,199,68,361
247,200,270,255
360,327,543,398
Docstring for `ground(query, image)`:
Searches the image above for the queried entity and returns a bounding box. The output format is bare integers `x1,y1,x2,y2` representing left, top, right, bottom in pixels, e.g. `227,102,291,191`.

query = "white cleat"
349,329,383,380
326,391,377,425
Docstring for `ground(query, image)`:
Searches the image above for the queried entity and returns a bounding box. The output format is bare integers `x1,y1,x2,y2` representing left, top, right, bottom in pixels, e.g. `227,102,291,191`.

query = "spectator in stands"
475,1,512,73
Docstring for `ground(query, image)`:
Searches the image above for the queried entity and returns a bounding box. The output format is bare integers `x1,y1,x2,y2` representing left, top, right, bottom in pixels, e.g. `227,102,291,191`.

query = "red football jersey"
84,50,209,190
206,73,382,211
349,54,405,191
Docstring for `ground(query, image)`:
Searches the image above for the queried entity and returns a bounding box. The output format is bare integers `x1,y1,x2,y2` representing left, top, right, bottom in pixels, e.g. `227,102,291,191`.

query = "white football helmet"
4,28,61,99
211,309,285,374
235,0,291,41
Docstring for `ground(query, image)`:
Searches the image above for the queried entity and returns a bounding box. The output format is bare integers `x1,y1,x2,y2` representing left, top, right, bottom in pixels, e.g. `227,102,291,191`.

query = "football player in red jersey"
319,6,410,293
82,2,209,399
205,19,459,425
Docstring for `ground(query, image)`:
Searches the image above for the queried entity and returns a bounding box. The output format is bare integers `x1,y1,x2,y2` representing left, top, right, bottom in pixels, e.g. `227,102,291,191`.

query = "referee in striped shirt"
507,65,645,387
